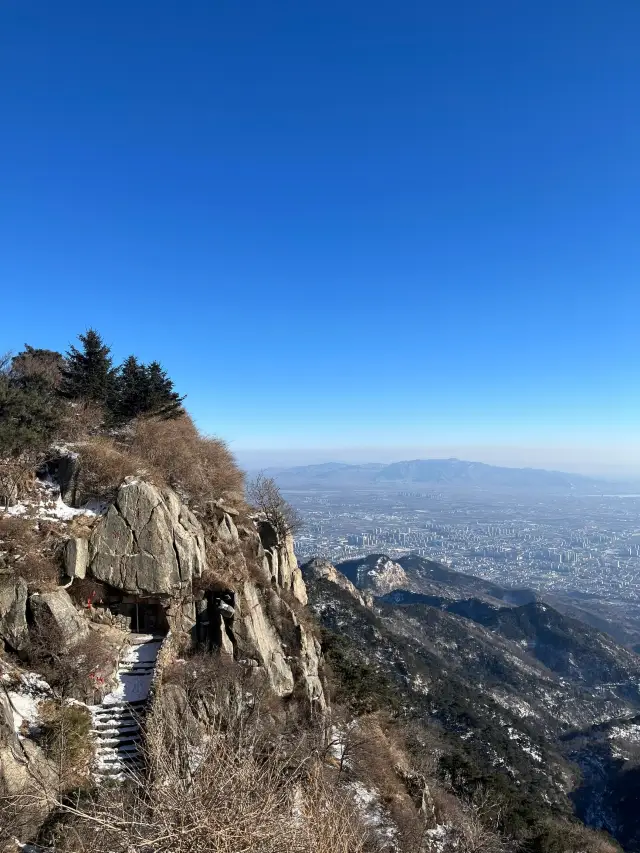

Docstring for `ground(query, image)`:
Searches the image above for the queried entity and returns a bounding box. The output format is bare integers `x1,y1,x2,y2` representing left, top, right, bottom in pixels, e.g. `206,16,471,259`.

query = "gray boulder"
30,588,89,650
0,573,29,651
88,480,207,595
63,537,88,579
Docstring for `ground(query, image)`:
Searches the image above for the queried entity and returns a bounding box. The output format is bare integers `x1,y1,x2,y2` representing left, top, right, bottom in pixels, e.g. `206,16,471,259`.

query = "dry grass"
74,437,139,504
130,415,244,510
39,689,379,853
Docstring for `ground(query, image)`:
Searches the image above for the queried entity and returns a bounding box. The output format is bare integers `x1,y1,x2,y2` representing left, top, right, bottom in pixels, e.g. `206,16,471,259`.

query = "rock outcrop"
30,588,89,649
0,574,29,651
233,581,295,696
336,553,409,596
88,479,206,595
258,521,307,605
301,558,373,608
82,479,325,708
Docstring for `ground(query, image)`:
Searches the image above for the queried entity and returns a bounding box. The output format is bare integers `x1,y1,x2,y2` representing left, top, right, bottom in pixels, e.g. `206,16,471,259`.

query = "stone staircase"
91,633,163,780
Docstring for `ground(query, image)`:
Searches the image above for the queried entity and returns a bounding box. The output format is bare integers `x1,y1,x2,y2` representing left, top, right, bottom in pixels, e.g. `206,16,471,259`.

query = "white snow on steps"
90,633,163,780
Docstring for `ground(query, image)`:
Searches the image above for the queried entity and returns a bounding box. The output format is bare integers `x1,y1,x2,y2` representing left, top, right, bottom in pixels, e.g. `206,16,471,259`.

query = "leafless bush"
10,347,65,389
28,616,117,701
0,772,57,851
58,400,107,441
247,473,304,538
0,455,36,508
130,416,244,510
0,516,61,591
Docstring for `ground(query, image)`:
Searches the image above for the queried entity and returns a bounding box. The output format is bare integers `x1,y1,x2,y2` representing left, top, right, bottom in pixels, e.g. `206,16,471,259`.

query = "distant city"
285,485,640,604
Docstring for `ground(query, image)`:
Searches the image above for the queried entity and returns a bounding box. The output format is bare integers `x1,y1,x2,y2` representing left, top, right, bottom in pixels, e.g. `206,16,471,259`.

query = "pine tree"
0,371,62,456
60,330,116,404
112,358,185,422
113,355,148,421
142,361,185,419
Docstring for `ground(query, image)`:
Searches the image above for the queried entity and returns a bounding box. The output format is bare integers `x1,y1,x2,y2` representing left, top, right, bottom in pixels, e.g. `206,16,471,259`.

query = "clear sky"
1,1,639,474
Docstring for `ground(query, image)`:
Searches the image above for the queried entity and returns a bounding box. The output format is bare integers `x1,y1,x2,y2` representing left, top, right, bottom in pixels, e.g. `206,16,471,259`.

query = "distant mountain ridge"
265,457,620,492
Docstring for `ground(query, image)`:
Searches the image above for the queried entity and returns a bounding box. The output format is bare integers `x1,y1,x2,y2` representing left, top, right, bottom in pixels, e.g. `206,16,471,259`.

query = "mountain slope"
307,556,640,852
338,552,536,604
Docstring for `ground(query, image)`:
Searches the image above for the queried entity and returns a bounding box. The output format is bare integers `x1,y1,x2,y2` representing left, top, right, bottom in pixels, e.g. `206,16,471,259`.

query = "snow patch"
3,480,105,523
350,780,397,843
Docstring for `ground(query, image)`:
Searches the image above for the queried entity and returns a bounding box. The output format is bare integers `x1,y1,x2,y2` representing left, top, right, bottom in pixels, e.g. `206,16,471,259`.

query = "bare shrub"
42,694,378,853
74,437,139,503
529,820,622,853
58,400,107,441
299,763,381,853
247,472,303,538
67,577,110,610
10,347,64,389
0,454,36,508
0,771,57,851
130,415,244,509
28,617,117,701
0,516,61,591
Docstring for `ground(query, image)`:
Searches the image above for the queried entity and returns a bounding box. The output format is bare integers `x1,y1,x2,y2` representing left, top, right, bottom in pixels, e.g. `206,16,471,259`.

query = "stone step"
93,722,138,732
92,714,139,725
93,723,140,735
119,666,155,673
96,733,140,744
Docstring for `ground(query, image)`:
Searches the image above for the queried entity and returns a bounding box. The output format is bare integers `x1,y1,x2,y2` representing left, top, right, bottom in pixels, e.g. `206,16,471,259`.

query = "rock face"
0,573,29,651
82,480,325,707
30,588,89,649
234,581,295,696
301,559,372,609
88,480,206,595
258,521,307,605
43,451,81,505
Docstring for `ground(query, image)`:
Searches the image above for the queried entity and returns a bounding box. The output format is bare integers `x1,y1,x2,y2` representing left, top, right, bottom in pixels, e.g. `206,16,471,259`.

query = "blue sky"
1,1,639,472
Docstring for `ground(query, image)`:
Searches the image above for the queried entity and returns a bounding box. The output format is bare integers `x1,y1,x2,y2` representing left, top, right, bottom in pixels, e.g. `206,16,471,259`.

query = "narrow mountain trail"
90,634,163,780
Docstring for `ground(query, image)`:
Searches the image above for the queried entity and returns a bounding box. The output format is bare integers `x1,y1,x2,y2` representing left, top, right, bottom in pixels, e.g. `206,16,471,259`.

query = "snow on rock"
3,480,105,523
4,671,52,736
506,727,542,762
349,780,398,847
491,691,536,719
423,824,457,853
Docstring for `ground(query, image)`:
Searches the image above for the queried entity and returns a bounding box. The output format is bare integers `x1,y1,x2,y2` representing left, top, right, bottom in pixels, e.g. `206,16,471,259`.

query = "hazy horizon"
234,445,640,480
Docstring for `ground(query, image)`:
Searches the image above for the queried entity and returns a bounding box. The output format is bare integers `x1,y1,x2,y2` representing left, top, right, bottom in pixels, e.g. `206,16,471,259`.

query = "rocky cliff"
1,472,326,847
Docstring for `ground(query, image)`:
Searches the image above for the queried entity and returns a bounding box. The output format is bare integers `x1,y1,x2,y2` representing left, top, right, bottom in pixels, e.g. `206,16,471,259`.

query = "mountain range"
265,458,625,492
302,552,640,851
